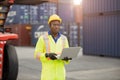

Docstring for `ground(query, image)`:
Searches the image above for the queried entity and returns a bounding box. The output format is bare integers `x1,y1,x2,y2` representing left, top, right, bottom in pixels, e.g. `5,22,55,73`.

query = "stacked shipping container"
38,3,57,24
58,2,74,23
5,3,57,46
58,1,82,47
5,1,81,47
6,3,57,24
6,5,30,24
83,0,120,57
31,24,49,46
31,2,57,45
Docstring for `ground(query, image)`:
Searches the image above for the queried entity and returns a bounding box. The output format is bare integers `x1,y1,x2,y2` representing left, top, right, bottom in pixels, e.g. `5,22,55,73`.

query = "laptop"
58,47,81,59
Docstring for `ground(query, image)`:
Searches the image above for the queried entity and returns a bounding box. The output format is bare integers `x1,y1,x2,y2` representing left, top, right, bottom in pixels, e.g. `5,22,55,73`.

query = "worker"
34,14,71,80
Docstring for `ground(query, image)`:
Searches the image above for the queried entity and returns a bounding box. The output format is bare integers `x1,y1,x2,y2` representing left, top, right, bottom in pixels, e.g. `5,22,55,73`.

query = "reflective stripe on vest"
61,34,65,48
43,33,65,53
43,33,50,53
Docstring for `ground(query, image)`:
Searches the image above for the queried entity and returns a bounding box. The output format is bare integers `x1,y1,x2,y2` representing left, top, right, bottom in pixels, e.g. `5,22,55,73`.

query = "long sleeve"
64,36,69,48
34,36,47,62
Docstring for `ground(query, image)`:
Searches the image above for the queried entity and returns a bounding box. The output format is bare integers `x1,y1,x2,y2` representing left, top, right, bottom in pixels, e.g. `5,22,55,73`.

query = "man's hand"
36,53,41,60
45,53,57,60
62,57,72,61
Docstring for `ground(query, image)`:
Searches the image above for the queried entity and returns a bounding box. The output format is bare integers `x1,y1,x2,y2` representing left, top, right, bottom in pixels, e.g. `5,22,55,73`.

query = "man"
34,14,71,80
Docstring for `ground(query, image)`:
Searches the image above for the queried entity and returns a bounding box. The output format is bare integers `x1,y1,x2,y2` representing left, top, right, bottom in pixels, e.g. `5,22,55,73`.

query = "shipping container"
5,24,32,46
18,5,30,24
117,12,120,57
38,2,57,24
4,1,82,47
83,0,118,14
6,5,19,24
31,23,81,47
6,5,30,24
31,24,49,46
58,1,74,23
58,0,79,46
83,0,120,58
29,6,39,24
69,23,78,47
5,3,57,25
60,22,83,47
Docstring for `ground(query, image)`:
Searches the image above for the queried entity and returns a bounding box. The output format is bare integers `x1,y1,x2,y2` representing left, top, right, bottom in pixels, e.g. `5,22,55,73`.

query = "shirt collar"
48,31,61,43
48,31,61,36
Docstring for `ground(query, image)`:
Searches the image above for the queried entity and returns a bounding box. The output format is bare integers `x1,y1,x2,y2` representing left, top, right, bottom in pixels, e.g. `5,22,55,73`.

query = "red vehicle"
0,0,57,80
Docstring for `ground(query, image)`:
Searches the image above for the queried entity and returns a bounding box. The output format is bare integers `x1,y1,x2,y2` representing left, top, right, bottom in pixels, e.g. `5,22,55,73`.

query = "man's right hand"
45,53,57,60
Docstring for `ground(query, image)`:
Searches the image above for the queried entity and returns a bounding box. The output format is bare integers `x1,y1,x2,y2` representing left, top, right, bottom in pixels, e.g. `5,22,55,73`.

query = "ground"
16,47,120,80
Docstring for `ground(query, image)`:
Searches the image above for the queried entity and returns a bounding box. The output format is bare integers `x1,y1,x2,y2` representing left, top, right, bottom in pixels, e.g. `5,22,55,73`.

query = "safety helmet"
48,14,62,24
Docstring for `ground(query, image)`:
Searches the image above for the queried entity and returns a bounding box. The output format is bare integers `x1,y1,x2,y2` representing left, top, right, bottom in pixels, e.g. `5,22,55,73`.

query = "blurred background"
4,0,120,58
4,0,83,47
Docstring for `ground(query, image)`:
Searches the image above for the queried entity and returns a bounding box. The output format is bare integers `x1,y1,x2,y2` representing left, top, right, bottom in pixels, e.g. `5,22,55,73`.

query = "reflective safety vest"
34,32,69,80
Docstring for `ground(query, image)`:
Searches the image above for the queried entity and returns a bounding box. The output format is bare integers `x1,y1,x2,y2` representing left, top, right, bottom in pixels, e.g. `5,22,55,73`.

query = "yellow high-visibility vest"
34,32,69,80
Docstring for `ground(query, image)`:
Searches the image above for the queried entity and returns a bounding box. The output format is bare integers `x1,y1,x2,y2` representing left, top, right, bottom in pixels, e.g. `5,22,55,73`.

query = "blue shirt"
48,31,61,43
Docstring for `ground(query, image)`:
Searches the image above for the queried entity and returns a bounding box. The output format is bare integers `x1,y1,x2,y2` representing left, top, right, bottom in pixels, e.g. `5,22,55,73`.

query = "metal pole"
74,4,82,46
56,0,59,14
77,22,80,46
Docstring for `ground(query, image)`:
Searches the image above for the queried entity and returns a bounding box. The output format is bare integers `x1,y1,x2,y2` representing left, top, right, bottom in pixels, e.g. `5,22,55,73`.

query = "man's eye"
52,24,60,26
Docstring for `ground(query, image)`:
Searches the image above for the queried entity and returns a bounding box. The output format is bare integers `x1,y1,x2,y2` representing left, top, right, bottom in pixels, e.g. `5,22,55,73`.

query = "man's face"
49,20,61,34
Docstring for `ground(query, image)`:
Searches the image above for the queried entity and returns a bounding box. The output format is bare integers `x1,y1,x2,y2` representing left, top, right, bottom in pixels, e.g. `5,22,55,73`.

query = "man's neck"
51,33,58,38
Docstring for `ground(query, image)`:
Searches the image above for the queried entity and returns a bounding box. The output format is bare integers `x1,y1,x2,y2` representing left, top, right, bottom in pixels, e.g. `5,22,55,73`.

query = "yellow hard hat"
48,14,62,24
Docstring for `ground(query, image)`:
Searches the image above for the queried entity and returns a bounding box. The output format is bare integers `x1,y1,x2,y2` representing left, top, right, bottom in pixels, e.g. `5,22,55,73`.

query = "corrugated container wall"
83,0,120,58
31,24,49,46
29,3,57,24
4,2,80,47
30,3,57,45
5,3,57,25
83,0,118,13
60,23,80,47
58,1,82,47
38,3,57,24
117,0,120,57
31,23,81,47
6,5,30,24
5,3,57,46
58,1,74,23
31,23,79,46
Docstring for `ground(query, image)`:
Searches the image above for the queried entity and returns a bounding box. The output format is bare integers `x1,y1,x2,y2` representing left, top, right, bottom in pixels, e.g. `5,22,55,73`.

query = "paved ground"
16,47,120,80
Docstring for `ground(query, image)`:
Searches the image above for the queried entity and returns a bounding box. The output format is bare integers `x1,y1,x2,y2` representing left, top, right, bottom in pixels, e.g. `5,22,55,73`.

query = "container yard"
0,0,120,80
83,0,120,57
